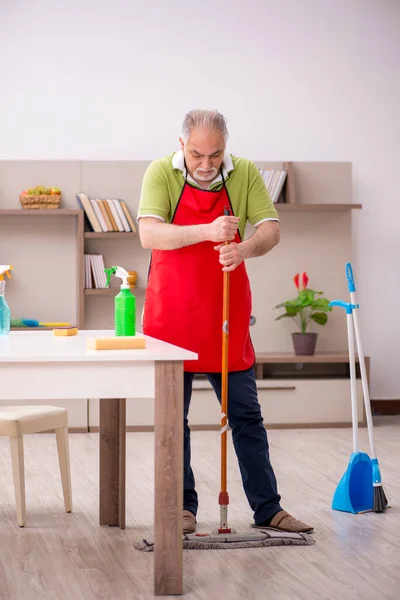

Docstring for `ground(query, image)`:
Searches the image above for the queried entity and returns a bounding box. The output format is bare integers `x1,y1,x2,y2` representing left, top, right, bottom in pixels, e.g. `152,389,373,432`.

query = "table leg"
99,398,126,528
154,361,184,596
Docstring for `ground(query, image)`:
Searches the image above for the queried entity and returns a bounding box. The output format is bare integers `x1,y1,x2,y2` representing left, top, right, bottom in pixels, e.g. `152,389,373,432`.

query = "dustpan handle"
352,307,377,458
330,300,359,452
347,311,359,453
346,264,377,459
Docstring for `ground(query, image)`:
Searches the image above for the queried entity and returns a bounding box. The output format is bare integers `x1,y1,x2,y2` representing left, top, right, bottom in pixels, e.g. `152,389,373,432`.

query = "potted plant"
274,272,332,355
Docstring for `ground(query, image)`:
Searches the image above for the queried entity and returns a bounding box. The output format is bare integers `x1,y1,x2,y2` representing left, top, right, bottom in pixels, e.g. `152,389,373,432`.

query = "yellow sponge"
86,336,146,350
53,326,78,336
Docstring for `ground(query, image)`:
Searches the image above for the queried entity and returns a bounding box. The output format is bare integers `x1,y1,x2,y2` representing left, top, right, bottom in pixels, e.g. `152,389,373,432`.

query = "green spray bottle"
104,266,136,336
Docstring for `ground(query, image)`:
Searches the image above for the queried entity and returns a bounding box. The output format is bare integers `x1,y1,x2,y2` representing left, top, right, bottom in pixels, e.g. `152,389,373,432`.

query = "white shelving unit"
0,159,363,431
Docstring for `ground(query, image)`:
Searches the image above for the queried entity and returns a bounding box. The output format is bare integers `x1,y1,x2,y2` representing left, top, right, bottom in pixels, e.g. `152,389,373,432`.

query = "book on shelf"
84,254,93,288
76,193,102,233
76,193,137,233
258,169,287,203
106,199,124,231
113,199,130,232
85,254,107,289
90,198,108,232
102,200,118,231
98,200,113,231
120,200,137,233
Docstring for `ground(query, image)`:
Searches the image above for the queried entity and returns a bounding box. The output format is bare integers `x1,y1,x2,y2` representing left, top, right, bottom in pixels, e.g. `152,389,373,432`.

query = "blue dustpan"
330,300,374,514
332,452,373,513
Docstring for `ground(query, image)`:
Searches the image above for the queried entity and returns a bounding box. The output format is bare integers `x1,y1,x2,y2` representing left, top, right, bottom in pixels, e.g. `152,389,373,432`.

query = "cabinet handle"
194,384,296,391
256,385,296,391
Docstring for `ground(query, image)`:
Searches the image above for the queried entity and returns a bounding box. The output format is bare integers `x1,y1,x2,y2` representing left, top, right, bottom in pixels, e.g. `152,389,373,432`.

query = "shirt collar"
172,150,234,187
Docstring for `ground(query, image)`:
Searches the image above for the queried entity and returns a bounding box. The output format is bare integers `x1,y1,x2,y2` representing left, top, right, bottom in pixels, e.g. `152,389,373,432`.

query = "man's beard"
193,167,218,181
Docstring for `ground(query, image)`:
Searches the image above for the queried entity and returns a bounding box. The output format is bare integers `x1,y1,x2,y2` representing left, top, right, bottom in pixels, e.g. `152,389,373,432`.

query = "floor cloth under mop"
134,528,315,551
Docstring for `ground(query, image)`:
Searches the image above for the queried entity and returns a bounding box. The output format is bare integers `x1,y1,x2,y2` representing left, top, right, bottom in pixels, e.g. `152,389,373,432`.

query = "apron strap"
181,160,234,220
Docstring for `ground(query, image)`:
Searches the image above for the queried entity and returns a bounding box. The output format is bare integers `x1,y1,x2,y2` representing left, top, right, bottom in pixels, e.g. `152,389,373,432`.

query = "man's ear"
179,137,185,152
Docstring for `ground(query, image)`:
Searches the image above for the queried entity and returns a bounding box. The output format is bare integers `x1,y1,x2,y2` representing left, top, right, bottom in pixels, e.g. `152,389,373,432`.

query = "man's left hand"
214,242,246,272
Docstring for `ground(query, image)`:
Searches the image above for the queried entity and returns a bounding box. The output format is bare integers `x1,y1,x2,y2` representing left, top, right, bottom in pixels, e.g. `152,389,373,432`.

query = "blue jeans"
184,367,283,525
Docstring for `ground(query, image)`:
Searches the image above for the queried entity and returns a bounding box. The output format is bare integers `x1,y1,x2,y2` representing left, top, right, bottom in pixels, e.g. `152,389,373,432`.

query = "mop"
135,208,315,551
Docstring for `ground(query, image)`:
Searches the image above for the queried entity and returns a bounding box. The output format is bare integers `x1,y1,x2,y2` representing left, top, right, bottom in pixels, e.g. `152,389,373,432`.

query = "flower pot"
292,333,317,356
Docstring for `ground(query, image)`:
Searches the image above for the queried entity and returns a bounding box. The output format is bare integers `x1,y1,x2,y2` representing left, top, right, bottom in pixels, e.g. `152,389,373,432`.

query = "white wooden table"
0,330,197,596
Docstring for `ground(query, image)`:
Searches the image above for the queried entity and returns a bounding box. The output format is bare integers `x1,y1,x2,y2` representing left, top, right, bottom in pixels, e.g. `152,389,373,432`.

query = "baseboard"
88,425,223,432
68,427,89,433
89,425,153,433
37,427,89,434
371,400,400,415
87,421,365,433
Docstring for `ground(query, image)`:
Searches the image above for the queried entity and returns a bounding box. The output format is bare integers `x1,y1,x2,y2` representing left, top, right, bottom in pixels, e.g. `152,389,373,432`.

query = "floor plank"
0,417,399,599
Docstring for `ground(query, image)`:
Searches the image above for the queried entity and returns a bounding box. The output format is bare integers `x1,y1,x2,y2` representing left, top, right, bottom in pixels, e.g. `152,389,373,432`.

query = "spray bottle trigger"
0,265,13,281
104,266,117,288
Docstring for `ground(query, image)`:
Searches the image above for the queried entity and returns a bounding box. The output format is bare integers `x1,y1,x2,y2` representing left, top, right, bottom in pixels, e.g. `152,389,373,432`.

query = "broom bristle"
373,485,388,513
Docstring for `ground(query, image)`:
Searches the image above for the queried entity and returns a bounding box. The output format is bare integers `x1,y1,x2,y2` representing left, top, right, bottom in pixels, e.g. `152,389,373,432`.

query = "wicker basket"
19,194,61,209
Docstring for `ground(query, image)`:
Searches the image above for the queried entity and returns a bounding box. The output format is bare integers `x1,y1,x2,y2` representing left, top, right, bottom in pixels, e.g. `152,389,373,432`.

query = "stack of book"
85,254,107,289
77,193,137,233
259,169,287,203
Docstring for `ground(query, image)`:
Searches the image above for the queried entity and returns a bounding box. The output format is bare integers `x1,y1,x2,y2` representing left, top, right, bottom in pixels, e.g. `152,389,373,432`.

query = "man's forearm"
239,221,280,259
140,221,211,250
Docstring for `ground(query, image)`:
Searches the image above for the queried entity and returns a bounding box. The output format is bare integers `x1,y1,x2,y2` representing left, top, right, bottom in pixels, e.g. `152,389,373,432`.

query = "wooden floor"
0,417,399,600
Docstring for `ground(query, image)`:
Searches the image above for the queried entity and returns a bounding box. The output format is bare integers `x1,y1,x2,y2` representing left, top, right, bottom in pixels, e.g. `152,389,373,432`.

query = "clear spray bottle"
0,265,13,336
104,266,136,336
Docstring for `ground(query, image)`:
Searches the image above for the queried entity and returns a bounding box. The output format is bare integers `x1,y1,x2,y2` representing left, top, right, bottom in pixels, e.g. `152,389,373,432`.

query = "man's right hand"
208,215,240,242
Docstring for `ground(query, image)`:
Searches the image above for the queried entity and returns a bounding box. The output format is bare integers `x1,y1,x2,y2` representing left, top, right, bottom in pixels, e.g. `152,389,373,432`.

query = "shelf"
85,288,119,296
85,232,136,239
0,209,82,216
276,203,362,211
0,205,361,216
84,287,145,296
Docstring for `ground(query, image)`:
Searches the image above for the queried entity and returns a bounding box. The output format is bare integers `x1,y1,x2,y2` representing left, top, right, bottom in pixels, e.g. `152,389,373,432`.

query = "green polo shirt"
138,152,279,239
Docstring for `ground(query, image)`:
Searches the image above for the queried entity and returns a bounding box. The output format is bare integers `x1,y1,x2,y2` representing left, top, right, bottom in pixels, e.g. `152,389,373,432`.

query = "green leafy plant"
274,272,332,334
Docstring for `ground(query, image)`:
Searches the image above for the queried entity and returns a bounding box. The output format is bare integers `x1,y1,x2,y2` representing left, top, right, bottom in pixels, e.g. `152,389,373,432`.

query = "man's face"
180,127,225,183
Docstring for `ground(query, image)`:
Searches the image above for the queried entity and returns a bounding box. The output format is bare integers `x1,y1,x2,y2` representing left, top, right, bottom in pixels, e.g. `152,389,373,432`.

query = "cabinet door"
189,378,364,427
257,379,364,426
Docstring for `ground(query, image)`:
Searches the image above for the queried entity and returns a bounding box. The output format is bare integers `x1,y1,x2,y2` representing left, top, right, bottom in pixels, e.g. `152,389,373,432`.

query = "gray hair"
181,109,229,143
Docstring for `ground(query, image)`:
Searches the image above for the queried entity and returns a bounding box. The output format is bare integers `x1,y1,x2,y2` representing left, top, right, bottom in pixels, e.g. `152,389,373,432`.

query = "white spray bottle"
0,265,13,335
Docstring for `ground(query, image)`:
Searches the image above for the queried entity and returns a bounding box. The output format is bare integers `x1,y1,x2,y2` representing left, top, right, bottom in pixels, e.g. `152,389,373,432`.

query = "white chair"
0,406,72,526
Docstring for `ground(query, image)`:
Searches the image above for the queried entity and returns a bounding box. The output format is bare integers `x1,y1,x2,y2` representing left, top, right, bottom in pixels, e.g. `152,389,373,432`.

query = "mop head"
134,529,315,551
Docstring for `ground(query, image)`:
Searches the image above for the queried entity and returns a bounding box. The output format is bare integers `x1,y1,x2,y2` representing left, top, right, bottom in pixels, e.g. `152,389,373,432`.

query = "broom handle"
221,207,230,496
351,299,376,458
347,311,359,453
347,263,377,458
221,266,229,494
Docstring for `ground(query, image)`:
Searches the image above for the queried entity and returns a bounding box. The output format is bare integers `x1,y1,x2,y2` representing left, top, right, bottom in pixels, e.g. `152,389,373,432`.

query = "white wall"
1,0,399,399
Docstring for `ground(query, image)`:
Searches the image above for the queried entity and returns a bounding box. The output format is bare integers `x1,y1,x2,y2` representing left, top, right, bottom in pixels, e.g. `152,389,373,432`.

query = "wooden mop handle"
220,206,230,499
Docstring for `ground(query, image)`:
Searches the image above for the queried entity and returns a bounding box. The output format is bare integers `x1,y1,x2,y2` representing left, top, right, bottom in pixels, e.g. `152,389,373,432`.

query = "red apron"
143,173,255,372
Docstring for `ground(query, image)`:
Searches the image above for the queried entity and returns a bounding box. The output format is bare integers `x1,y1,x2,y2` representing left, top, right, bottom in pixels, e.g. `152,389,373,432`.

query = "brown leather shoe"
269,510,313,533
183,510,196,534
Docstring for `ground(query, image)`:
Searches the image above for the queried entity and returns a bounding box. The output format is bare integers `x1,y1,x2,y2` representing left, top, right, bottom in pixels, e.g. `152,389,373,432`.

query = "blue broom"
346,263,388,512
330,300,373,514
